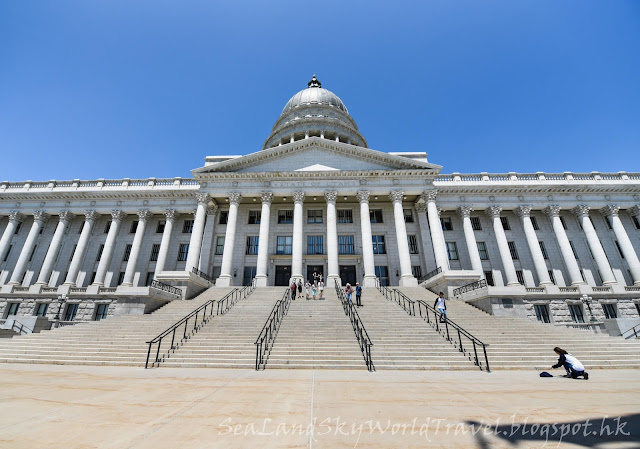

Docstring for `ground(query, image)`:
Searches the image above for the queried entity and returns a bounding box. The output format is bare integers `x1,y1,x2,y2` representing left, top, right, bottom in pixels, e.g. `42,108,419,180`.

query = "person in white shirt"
433,292,446,322
549,347,589,380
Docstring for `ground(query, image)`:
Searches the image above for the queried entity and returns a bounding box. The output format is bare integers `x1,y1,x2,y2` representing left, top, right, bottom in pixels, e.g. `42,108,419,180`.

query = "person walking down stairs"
355,282,363,307
549,347,589,380
291,281,297,300
434,292,447,323
345,283,353,303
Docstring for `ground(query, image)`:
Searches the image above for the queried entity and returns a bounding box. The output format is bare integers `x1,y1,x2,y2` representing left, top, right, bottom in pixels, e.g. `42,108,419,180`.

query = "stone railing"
453,279,488,296
525,287,545,293
434,171,638,184
625,286,640,292
13,286,29,292
69,287,87,294
0,177,200,192
100,287,117,294
42,287,58,293
559,286,579,293
592,286,612,293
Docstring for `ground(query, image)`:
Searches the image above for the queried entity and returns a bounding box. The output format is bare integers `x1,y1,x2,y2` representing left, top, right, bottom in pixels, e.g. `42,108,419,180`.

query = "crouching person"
549,347,589,380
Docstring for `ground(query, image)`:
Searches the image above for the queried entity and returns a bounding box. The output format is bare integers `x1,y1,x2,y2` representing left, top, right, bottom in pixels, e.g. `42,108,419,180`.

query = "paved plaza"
0,364,638,448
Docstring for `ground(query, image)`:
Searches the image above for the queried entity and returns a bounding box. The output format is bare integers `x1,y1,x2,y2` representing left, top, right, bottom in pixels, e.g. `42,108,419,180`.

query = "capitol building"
1,75,639,329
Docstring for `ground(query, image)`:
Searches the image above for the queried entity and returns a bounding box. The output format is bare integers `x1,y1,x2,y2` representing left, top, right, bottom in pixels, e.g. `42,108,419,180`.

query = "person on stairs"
318,280,324,300
297,279,303,297
305,281,311,300
290,281,297,300
434,292,447,323
355,282,363,307
548,347,589,379
345,283,353,303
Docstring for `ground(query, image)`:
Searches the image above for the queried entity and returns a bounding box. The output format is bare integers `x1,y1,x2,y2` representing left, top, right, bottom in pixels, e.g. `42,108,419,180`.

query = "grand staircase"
399,287,640,370
0,287,233,366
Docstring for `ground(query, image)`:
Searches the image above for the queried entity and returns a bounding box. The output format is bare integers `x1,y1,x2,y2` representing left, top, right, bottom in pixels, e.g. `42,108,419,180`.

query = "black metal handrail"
335,280,374,371
192,267,214,283
255,288,292,370
622,322,640,339
145,280,256,368
150,280,182,297
217,279,256,314
11,320,34,335
453,279,488,296
418,266,442,283
415,299,490,372
374,277,416,316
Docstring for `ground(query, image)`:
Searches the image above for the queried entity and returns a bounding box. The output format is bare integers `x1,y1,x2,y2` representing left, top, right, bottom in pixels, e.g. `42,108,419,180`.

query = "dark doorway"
275,265,291,286
306,265,324,284
340,265,356,286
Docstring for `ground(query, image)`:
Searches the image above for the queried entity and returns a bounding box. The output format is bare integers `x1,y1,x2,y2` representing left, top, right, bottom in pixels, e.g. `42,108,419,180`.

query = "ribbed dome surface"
281,87,348,115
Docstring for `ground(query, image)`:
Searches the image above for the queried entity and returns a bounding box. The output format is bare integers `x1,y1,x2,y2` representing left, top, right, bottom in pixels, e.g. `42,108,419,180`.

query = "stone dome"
263,75,367,149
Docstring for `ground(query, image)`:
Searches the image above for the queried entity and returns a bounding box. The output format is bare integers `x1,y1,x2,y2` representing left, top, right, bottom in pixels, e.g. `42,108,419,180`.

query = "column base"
506,282,522,287
6,281,20,286
326,275,341,288
399,276,418,287
216,275,233,287
254,275,268,287
120,282,133,287
362,275,377,288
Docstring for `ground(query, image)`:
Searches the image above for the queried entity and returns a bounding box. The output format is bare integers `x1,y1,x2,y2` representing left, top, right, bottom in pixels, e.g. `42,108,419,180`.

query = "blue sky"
1,1,639,182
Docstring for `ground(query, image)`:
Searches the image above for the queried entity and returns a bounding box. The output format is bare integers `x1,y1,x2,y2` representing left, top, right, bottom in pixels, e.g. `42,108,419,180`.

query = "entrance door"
340,265,356,286
306,265,324,284
275,266,291,286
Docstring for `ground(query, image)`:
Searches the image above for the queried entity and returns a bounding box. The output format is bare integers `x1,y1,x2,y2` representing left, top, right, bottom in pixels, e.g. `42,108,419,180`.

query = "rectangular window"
177,244,189,261
35,303,49,317
446,241,459,260
548,270,556,284
569,304,585,323
219,211,229,225
530,216,539,231
144,272,154,286
372,235,386,254
403,209,414,223
117,271,125,285
243,266,257,286
64,303,78,321
150,244,160,262
29,245,37,262
156,220,165,233
104,221,111,234
130,221,138,234
14,222,22,234
470,217,482,231
6,302,19,316
94,304,109,321
375,266,389,286
516,270,525,285
338,235,355,255
560,216,568,230
96,244,104,262
440,217,453,231
412,265,423,278
307,235,324,255
477,242,489,260
602,303,617,319
508,241,519,260
248,210,261,224
632,216,640,230
615,241,625,259
569,241,579,259
278,210,294,224
276,236,293,255
307,210,323,224
122,244,132,262
369,209,383,223
408,235,419,254
337,209,353,223
484,271,495,286
182,220,194,233
539,241,549,259
246,236,259,255
534,304,551,323
215,236,225,255
500,217,511,230
3,245,12,261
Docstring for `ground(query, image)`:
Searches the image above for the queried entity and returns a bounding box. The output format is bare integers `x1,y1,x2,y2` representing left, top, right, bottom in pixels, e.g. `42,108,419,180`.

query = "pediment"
192,138,442,176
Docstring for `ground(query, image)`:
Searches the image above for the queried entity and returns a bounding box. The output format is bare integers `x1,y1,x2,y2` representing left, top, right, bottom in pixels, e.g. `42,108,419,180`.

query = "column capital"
389,190,404,204
207,203,219,215
58,210,74,223
324,190,338,204
111,210,125,223
137,209,152,222
8,211,24,222
415,202,427,213
485,206,502,219
600,205,620,217
457,205,474,218
436,207,444,217
195,192,211,205
292,191,305,204
572,205,590,218
33,211,50,224
630,205,640,217
356,190,370,204
228,192,242,205
543,205,562,218
421,190,438,203
260,191,274,204
164,209,179,221
514,205,533,218
84,210,100,222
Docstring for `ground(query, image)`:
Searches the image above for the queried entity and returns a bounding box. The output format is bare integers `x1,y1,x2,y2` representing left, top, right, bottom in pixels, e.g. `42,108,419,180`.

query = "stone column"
422,190,450,272
92,210,124,286
217,193,242,286
325,190,340,286
154,209,178,277
8,211,49,285
121,209,151,286
515,206,552,286
572,205,616,285
357,190,376,287
601,205,640,285
414,202,435,272
541,205,582,285
64,210,99,285
291,191,305,282
186,193,210,272
390,190,417,286
485,206,519,286
36,211,73,285
458,206,483,276
0,211,24,264
255,192,273,287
